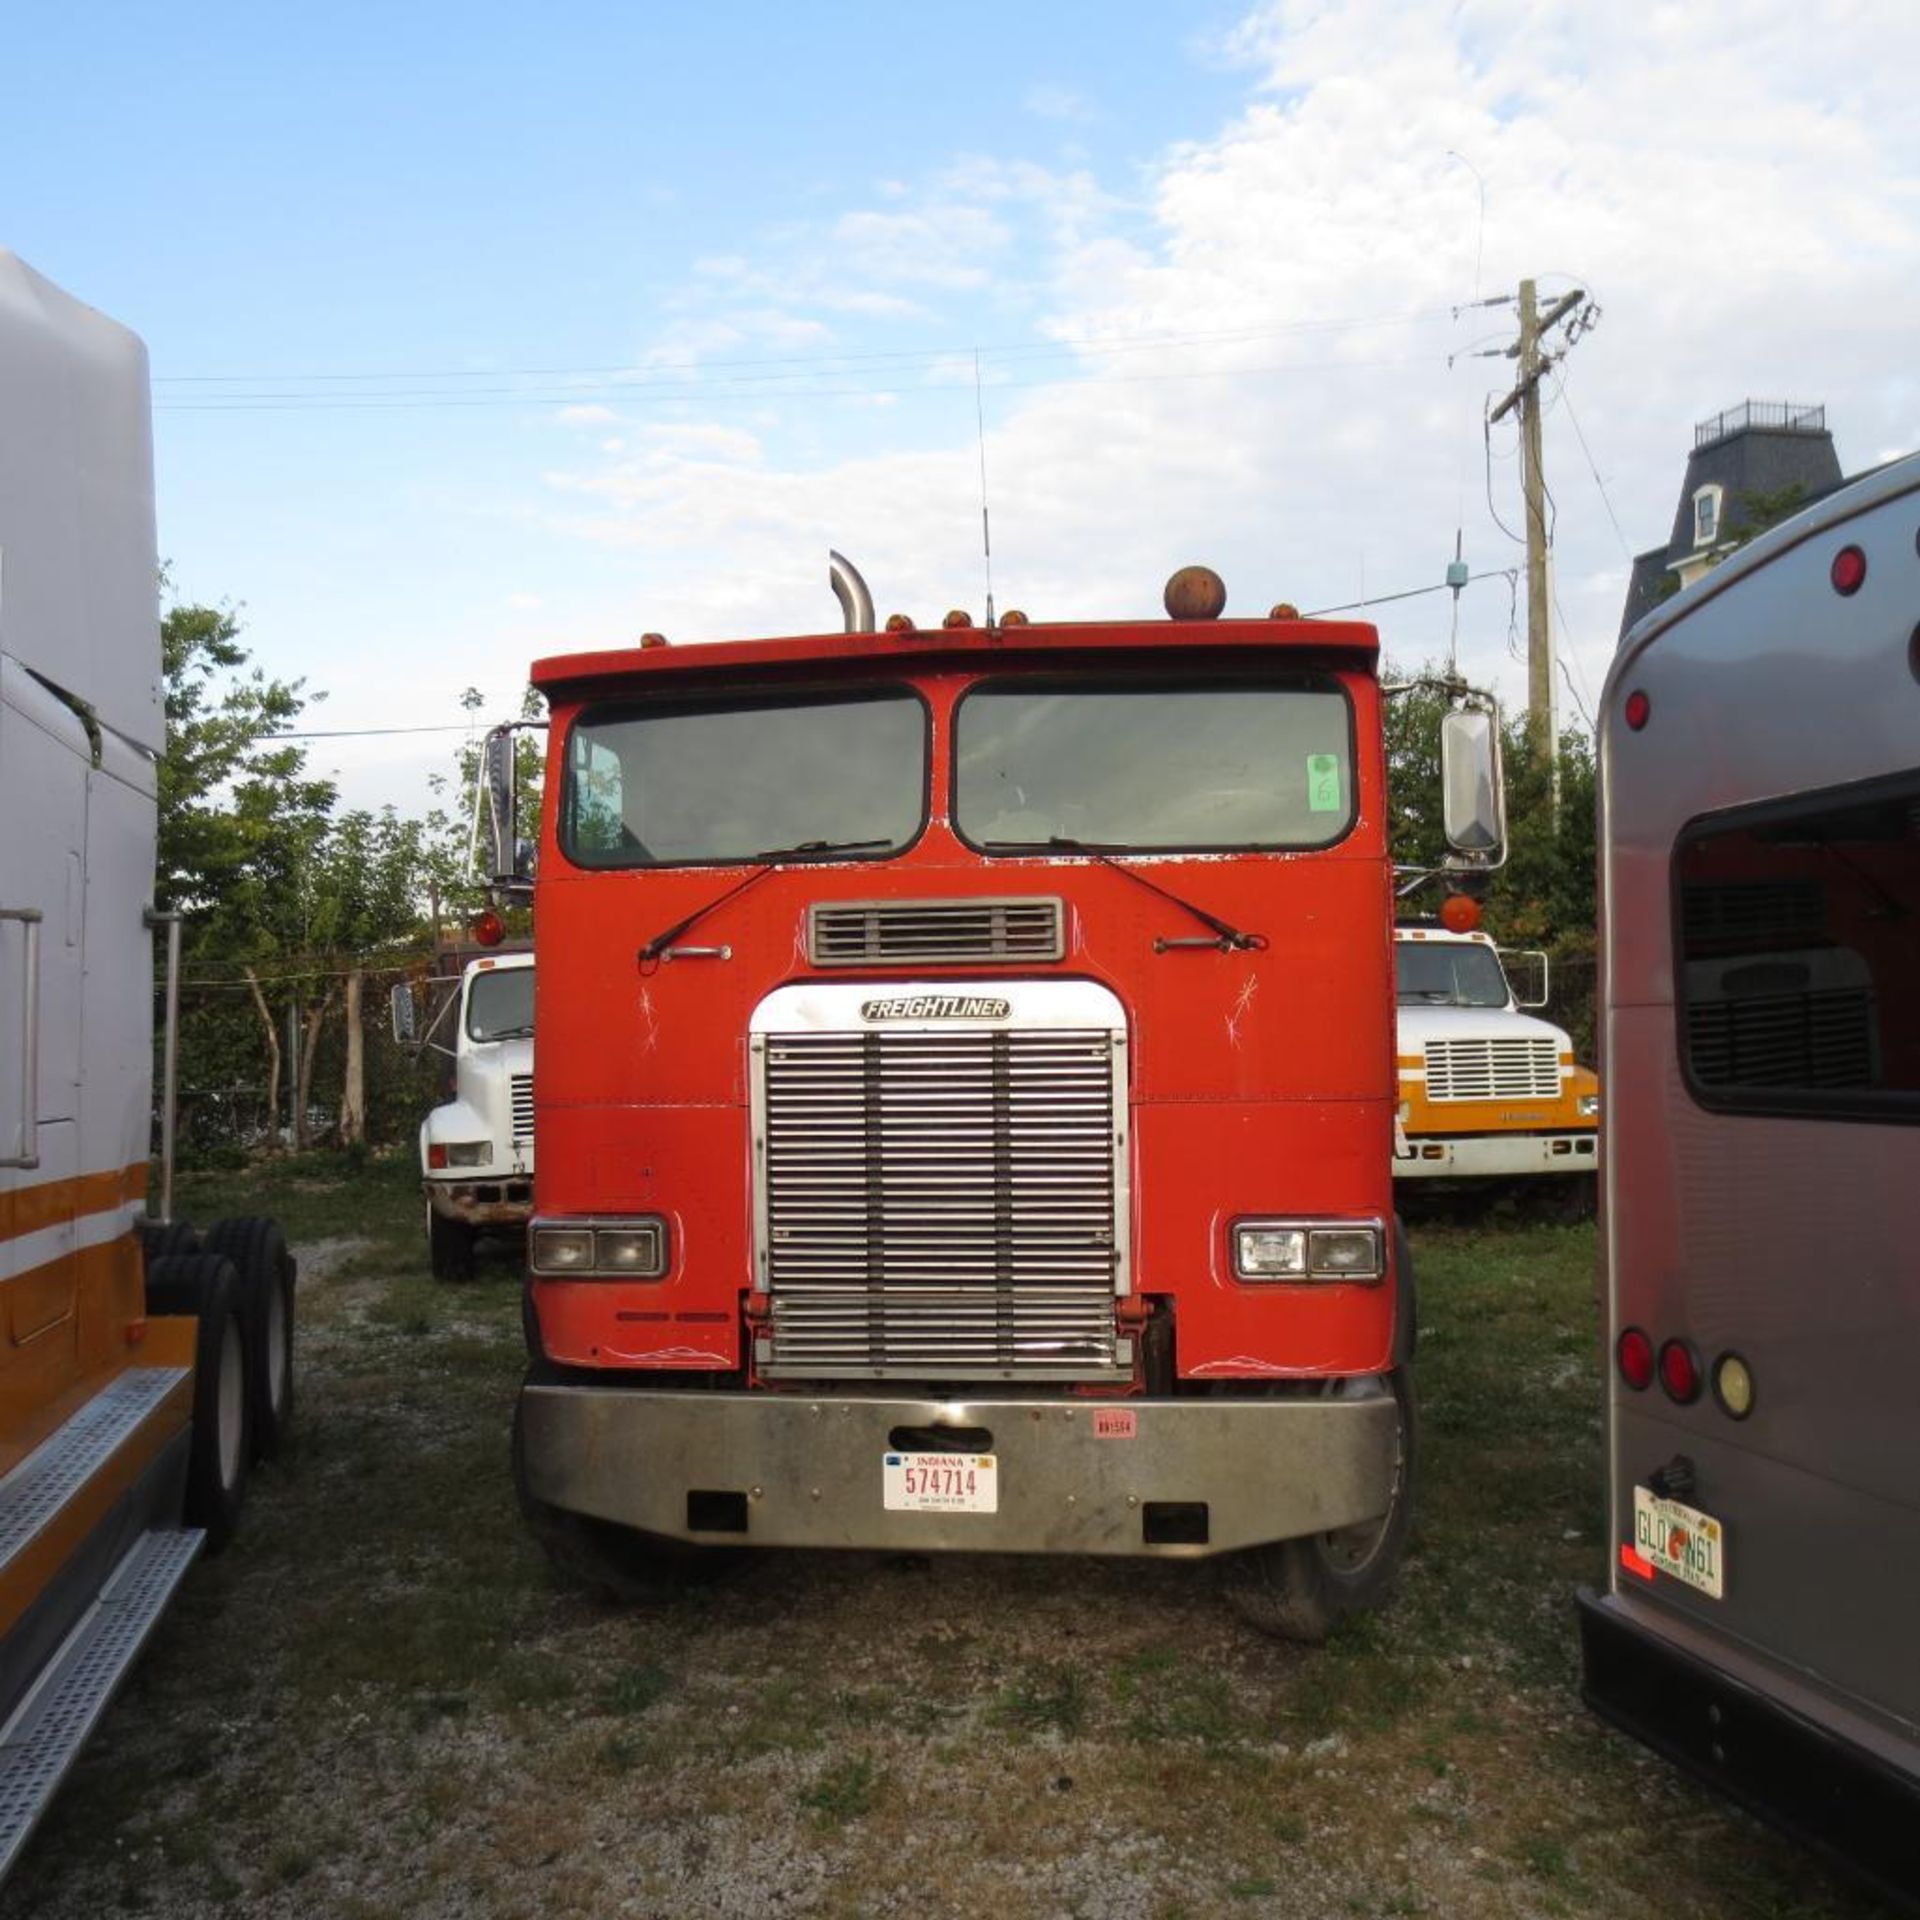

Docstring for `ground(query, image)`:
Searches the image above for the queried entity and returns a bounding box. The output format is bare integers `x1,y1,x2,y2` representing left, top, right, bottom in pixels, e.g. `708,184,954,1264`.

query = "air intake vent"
510,1074,534,1146
808,897,1065,968
1423,1037,1561,1101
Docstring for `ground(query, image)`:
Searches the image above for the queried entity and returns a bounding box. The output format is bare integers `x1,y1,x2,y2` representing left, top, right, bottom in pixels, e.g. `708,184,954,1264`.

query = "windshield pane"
467,967,535,1040
563,690,926,867
954,681,1354,852
1395,943,1510,1008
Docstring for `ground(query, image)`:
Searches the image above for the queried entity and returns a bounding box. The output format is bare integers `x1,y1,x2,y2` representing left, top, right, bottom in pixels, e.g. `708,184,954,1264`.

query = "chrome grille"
808,897,1064,967
757,1025,1126,1380
510,1073,534,1145
1423,1037,1560,1101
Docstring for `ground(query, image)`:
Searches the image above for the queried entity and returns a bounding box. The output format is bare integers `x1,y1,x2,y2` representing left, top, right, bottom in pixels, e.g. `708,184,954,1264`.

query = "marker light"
942,609,973,628
1440,893,1482,934
472,909,506,948
1616,1327,1654,1391
1164,566,1227,621
1000,609,1029,627
1830,545,1867,596
1269,601,1301,619
1658,1337,1702,1404
1624,689,1651,731
1712,1352,1756,1419
426,1143,449,1171
639,632,670,649
885,612,916,634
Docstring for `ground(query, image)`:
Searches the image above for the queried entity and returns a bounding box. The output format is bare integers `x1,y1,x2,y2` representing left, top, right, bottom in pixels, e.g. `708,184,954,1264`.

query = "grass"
4,1154,1891,1919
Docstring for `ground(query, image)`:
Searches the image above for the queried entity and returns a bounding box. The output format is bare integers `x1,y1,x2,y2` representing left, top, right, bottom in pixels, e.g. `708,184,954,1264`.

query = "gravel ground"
2,1161,1887,1920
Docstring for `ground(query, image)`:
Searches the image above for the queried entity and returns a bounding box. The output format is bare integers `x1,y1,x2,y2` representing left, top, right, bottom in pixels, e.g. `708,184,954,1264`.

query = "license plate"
1632,1486,1725,1599
883,1452,998,1514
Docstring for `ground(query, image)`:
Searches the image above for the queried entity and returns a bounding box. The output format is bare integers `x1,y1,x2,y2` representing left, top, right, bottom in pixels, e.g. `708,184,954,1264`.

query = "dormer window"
1693,484,1724,548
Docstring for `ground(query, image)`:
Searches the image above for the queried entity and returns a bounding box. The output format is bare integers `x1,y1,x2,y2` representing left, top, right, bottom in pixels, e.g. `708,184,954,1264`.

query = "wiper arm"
984,835,1266,953
638,839,893,964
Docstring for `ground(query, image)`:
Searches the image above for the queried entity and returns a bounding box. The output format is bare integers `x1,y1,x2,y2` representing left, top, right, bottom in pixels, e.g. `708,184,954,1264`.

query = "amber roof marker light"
1164,566,1226,621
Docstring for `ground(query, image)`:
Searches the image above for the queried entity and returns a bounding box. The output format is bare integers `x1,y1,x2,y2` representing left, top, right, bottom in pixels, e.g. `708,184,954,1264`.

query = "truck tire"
202,1217,297,1463
1222,1369,1416,1643
146,1254,251,1553
141,1218,199,1263
428,1203,476,1282
511,1381,729,1602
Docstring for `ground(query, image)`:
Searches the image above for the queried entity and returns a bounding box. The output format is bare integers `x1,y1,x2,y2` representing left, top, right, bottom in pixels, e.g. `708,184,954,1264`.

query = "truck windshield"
562,689,927,868
954,679,1354,852
467,967,535,1041
1395,943,1511,1008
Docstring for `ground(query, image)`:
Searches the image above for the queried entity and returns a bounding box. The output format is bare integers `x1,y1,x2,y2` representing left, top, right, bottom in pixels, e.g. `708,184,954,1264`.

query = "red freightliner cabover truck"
502,564,1502,1637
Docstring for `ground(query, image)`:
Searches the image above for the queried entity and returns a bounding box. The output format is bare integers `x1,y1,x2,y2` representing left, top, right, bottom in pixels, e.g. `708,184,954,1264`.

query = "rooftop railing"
1694,401,1826,449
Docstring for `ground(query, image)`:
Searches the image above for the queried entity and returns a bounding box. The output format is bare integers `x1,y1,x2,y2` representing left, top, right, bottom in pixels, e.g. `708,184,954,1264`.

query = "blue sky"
7,1,1917,816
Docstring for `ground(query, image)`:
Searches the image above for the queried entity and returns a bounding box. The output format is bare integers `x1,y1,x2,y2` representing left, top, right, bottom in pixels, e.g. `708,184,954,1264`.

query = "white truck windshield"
1396,943,1510,1008
467,968,534,1041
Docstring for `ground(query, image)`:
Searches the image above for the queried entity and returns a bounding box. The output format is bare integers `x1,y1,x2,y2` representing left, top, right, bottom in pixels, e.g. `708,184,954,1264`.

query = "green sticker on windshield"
1306,753,1342,813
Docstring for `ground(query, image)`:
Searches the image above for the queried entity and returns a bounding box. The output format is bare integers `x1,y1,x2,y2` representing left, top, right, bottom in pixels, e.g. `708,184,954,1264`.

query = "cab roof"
533,616,1380,699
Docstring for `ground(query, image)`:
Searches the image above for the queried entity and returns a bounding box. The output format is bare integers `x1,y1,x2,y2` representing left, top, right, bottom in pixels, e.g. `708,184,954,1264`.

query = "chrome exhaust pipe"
829,551,875,634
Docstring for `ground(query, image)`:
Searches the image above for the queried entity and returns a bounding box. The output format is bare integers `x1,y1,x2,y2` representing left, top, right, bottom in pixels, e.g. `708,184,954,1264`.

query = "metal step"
0,1370,189,1578
0,1527,203,1881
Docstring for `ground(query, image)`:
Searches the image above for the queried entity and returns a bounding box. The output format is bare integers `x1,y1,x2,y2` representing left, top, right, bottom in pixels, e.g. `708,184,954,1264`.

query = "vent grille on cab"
808,897,1065,968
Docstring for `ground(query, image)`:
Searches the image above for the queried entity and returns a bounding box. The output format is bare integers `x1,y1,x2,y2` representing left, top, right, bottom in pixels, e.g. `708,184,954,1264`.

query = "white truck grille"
753,987,1128,1381
510,1073,534,1145
1423,1037,1560,1101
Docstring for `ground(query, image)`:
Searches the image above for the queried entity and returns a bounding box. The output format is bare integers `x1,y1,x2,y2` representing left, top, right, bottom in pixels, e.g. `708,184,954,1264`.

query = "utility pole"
1490,277,1587,816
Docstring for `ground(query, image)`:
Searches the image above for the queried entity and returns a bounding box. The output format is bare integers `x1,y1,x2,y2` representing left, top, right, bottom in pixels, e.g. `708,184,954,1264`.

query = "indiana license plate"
1632,1486,1725,1599
883,1452,998,1514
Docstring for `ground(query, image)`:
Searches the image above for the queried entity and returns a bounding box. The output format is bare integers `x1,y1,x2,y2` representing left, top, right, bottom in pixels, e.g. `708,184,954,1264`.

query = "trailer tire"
201,1217,296,1463
428,1203,476,1282
146,1254,251,1554
511,1383,730,1602
1222,1369,1415,1644
141,1218,200,1263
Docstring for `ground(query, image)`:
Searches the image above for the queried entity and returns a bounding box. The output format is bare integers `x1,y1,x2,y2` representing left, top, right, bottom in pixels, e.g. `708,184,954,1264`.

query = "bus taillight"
1830,544,1867,595
1658,1338,1702,1404
1616,1327,1654,1390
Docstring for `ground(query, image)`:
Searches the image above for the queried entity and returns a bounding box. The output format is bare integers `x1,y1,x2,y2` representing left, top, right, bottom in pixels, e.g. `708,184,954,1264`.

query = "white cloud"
555,404,615,425
527,0,1920,730
1024,83,1098,125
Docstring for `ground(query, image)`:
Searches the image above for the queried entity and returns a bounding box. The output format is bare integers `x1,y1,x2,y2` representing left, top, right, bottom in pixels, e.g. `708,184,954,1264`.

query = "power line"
1552,370,1634,563
153,306,1458,387
264,722,487,740
1304,568,1518,618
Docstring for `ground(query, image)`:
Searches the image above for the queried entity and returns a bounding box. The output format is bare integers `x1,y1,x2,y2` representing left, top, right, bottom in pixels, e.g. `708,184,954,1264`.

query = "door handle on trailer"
0,906,42,1170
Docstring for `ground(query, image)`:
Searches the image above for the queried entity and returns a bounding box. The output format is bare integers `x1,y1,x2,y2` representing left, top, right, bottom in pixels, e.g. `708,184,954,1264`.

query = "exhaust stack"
829,550,875,634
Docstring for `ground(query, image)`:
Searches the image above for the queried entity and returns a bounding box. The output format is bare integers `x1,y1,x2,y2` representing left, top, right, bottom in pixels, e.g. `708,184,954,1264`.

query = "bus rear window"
1676,771,1920,1117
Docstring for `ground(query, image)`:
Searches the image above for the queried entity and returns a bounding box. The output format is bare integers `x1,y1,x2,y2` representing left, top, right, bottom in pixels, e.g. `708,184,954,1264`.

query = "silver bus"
1579,451,1920,1907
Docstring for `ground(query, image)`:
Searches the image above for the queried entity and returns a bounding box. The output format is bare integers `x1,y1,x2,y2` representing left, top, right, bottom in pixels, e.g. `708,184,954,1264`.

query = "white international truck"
0,253,294,1879
397,949,534,1280
1392,924,1599,1185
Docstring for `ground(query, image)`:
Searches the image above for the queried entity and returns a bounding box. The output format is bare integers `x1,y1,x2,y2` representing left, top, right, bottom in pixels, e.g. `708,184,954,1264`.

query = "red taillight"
1831,545,1867,595
1617,1326,1654,1391
1624,689,1651,731
1658,1337,1702,1404
472,909,506,948
427,1143,449,1170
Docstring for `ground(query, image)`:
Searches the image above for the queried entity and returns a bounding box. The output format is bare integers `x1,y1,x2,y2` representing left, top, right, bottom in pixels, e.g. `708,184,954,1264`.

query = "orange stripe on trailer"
0,1164,148,1246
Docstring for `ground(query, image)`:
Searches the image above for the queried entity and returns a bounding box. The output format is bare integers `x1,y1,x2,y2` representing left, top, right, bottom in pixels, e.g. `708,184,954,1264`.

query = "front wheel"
1222,1369,1416,1643
427,1203,476,1282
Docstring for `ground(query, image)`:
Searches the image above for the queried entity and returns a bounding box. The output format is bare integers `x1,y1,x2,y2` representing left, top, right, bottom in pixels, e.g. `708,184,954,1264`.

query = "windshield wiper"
983,835,1266,953
638,839,893,964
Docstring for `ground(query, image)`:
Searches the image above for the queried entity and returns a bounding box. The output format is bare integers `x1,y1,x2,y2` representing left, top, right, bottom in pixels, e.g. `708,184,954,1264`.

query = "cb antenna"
974,349,997,627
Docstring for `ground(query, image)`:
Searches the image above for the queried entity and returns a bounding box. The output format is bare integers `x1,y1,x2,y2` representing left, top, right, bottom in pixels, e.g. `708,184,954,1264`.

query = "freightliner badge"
860,994,1012,1021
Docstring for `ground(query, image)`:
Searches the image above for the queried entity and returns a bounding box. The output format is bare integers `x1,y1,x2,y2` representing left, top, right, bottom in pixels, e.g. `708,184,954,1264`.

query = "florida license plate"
883,1452,998,1514
1632,1486,1725,1599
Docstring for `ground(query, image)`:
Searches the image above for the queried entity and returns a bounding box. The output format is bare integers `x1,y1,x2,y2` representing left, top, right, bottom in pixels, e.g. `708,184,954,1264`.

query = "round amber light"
1713,1352,1755,1419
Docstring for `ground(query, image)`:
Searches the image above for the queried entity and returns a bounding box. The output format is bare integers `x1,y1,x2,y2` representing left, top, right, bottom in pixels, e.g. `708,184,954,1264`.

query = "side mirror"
1503,948,1551,1010
1440,708,1505,859
481,726,534,900
390,981,418,1047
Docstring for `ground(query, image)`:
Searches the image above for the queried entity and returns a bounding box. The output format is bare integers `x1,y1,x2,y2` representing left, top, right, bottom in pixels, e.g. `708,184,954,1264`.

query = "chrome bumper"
517,1382,1399,1558
1394,1132,1597,1177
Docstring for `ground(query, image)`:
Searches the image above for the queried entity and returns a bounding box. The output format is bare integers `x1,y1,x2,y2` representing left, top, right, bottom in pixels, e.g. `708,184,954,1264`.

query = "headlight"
529,1217,670,1279
530,1226,594,1273
1234,1220,1383,1282
1235,1226,1307,1278
1578,1094,1600,1118
445,1141,491,1168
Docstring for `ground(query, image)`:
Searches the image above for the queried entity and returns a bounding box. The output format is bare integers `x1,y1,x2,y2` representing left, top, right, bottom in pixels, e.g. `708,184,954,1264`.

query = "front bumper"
425,1178,532,1228
1393,1131,1596,1178
1578,1589,1920,1910
518,1381,1400,1558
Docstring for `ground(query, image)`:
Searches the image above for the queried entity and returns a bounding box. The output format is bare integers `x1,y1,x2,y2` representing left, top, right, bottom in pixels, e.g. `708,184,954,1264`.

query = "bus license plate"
884,1452,998,1514
1632,1486,1725,1599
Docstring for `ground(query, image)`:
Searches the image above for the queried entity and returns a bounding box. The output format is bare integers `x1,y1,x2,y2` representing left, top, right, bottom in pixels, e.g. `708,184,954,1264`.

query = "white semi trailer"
0,253,294,1879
